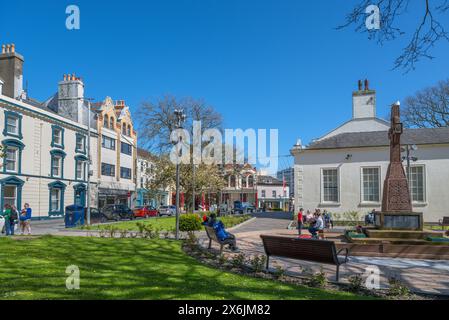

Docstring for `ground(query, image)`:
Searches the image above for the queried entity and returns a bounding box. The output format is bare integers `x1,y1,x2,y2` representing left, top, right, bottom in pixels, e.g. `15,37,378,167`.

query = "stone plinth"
374,212,423,231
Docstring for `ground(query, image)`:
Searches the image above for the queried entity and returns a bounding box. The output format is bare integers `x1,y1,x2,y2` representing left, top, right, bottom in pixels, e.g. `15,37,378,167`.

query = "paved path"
200,214,449,296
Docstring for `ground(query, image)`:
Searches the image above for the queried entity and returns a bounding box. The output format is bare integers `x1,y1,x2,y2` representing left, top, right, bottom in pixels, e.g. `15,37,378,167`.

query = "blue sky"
1,0,448,170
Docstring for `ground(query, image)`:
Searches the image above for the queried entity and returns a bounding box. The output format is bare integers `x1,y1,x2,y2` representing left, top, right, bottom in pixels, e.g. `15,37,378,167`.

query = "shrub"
179,214,202,233
348,274,364,292
218,254,228,265
272,263,286,279
388,277,411,298
231,253,247,269
249,255,267,273
306,269,327,288
185,231,198,249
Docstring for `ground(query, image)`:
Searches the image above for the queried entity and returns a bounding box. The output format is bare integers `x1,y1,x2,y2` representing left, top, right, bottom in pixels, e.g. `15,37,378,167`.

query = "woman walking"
20,203,32,235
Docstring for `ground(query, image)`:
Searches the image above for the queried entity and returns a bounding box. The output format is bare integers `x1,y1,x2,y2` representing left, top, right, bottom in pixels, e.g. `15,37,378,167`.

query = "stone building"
257,175,290,211
291,81,449,222
0,44,98,218
93,98,137,208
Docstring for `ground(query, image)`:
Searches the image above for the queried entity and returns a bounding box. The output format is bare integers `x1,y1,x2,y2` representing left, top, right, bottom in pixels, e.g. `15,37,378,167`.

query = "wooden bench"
439,217,449,230
205,225,234,254
260,235,349,281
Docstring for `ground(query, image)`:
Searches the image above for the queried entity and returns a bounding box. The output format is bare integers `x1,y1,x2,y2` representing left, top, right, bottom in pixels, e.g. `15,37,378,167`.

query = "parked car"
242,202,256,213
232,201,244,214
158,205,176,216
84,207,108,224
101,204,135,221
133,205,158,218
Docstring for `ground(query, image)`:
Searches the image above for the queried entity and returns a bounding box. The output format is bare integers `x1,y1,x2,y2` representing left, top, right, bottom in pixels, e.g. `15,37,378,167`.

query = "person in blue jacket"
19,203,32,235
209,213,238,252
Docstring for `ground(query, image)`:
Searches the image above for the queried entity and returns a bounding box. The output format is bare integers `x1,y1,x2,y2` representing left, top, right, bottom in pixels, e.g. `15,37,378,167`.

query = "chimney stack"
352,79,376,119
58,72,85,123
0,43,24,99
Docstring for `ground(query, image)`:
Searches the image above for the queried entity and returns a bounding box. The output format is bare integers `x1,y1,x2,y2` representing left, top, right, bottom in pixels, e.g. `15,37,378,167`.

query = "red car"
133,206,158,218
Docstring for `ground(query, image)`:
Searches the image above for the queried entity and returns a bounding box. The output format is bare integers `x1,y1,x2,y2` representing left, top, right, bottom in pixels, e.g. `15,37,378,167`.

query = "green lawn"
0,236,372,300
82,214,253,232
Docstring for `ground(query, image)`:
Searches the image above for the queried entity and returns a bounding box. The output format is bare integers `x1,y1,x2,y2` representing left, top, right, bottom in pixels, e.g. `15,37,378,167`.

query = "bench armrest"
337,248,349,263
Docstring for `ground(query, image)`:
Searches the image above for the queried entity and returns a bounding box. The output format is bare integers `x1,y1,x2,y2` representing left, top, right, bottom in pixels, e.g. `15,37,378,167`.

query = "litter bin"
65,205,85,228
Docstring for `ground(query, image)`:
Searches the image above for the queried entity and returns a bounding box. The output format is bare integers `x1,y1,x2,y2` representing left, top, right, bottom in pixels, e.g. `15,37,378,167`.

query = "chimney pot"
364,79,369,91
11,44,15,53
6,44,11,53
1,45,5,54
358,80,363,91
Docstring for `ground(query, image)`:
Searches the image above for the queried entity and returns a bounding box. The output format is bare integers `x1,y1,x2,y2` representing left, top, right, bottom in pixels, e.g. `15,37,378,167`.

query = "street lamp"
174,109,186,240
402,144,418,199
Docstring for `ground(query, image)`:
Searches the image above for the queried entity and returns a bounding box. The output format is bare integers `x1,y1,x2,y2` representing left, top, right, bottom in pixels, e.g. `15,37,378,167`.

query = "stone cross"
381,102,413,213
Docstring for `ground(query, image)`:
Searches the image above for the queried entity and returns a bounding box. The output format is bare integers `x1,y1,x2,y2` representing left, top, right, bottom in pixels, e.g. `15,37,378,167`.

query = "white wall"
294,144,449,222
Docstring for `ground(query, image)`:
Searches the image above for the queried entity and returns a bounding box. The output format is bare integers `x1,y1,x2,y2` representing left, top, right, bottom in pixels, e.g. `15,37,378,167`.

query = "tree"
403,79,449,128
138,95,223,153
339,0,449,71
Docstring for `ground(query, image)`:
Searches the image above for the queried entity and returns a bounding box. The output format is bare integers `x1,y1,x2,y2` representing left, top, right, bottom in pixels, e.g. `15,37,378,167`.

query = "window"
3,111,22,139
127,125,131,136
362,167,380,202
50,189,60,212
110,117,114,129
75,134,86,154
272,190,277,198
5,147,18,173
120,167,132,180
102,136,116,150
48,181,66,216
409,166,425,203
6,116,18,135
3,185,17,207
140,178,144,188
103,115,109,128
51,125,64,149
50,150,66,178
322,169,339,203
122,124,127,135
101,163,115,177
121,142,132,156
75,161,84,180
261,190,266,198
141,161,145,172
52,156,62,177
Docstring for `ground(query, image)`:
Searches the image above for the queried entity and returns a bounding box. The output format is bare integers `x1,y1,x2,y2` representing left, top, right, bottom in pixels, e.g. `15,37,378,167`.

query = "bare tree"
138,95,223,153
403,79,449,127
338,0,449,71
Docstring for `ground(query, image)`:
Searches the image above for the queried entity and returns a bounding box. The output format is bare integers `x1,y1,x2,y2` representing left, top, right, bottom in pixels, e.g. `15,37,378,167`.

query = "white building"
136,148,169,208
257,175,290,211
291,81,449,222
0,44,98,219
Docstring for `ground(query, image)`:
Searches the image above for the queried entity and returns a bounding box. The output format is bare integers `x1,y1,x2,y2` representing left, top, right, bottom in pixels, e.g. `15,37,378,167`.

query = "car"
84,207,109,224
101,204,135,221
232,201,244,214
158,205,176,216
242,202,256,213
133,205,158,218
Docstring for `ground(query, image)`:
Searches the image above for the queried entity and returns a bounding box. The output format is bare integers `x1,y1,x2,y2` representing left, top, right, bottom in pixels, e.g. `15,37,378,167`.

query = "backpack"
10,210,18,221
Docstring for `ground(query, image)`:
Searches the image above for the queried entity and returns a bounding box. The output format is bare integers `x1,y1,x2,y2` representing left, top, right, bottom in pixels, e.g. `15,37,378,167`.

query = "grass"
0,236,372,300
82,214,253,232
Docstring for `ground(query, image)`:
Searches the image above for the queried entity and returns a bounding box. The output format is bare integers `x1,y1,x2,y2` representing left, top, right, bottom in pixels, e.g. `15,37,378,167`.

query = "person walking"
20,203,32,235
297,208,304,236
1,204,13,236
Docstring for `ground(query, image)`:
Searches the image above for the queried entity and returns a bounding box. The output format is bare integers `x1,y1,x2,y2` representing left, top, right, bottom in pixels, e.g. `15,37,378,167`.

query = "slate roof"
257,175,283,185
307,127,449,150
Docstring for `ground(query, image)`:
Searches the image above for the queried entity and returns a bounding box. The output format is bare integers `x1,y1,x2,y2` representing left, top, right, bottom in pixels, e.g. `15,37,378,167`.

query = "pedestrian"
297,208,304,236
1,204,13,236
20,203,32,235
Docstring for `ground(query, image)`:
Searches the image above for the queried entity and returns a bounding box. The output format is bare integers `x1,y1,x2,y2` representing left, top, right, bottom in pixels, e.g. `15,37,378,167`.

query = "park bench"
439,217,449,230
260,235,349,281
205,225,234,254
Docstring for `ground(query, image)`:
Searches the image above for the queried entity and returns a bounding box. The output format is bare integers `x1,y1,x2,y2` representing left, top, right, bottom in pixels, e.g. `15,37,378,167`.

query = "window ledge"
358,202,381,207
412,202,428,208
319,203,341,207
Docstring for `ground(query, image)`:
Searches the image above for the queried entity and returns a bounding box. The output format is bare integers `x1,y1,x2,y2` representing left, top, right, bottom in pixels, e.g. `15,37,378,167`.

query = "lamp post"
174,109,186,240
83,98,95,225
402,144,418,200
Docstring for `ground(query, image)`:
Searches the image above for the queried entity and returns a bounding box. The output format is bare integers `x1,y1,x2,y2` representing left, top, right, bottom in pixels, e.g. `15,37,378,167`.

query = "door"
74,188,86,207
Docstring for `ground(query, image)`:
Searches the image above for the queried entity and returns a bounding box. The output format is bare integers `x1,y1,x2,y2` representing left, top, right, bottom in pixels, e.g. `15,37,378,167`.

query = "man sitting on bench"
308,212,324,239
209,214,239,252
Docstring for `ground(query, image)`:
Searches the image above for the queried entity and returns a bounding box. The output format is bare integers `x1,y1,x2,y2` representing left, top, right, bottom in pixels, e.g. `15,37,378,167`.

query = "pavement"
199,212,449,296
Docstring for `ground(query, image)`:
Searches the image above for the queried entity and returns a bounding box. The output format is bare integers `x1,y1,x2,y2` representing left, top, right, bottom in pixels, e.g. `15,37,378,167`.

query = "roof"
257,175,283,185
137,148,154,159
307,127,449,150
